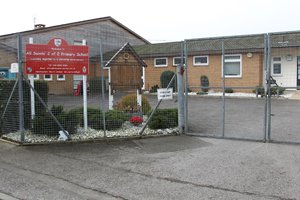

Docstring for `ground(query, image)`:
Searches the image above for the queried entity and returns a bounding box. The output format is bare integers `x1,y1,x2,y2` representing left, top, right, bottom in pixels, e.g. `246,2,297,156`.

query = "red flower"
130,116,143,125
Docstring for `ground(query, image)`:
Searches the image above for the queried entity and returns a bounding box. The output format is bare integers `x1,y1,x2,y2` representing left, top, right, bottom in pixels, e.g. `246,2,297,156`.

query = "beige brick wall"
143,53,263,92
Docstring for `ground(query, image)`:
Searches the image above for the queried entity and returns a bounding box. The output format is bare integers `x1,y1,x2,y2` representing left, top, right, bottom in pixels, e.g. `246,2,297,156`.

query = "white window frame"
28,74,39,80
154,57,168,67
272,57,282,76
57,74,65,81
44,74,52,81
193,56,209,66
173,57,186,66
222,54,242,78
33,74,39,80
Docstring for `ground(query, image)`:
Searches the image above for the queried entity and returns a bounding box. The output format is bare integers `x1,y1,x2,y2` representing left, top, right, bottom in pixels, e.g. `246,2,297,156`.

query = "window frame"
193,56,209,66
173,57,186,66
222,54,242,78
44,74,52,81
57,74,66,81
272,57,282,76
154,57,168,67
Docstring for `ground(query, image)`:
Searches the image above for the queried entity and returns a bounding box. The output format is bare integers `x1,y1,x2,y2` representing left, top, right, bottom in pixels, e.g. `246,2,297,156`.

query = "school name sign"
25,38,89,75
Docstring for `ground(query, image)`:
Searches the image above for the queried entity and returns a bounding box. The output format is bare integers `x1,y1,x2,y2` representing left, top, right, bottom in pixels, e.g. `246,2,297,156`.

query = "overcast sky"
1,0,300,43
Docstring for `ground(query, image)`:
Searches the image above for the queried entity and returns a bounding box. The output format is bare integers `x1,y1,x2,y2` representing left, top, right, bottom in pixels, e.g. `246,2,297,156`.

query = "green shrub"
69,107,128,130
225,87,234,93
148,108,178,129
160,71,177,92
32,106,80,136
69,107,103,129
253,86,265,96
253,86,285,96
51,105,64,116
105,110,128,130
150,85,159,93
0,80,48,133
200,75,209,92
114,93,151,115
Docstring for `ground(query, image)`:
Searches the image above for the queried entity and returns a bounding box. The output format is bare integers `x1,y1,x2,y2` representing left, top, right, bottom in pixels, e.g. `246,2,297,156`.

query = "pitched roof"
133,31,300,57
133,34,266,57
0,42,17,54
0,16,150,44
270,31,300,48
105,43,147,67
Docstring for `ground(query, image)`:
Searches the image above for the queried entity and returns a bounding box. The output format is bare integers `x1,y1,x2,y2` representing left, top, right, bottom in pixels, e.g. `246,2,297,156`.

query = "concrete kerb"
0,133,179,147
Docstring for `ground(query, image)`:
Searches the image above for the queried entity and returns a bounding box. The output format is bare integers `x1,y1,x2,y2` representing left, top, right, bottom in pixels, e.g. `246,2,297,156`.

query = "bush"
225,87,234,93
114,93,151,115
69,107,103,129
148,108,178,129
69,107,128,130
105,110,128,130
0,80,48,134
150,85,159,93
160,71,177,92
32,106,80,136
253,86,285,96
253,86,265,96
200,75,209,92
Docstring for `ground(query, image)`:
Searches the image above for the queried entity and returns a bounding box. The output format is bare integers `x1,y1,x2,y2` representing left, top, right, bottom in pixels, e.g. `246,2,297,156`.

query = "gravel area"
2,121,179,144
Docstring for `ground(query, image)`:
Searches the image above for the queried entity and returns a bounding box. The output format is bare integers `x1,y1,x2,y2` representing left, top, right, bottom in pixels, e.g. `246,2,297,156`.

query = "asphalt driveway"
0,136,299,200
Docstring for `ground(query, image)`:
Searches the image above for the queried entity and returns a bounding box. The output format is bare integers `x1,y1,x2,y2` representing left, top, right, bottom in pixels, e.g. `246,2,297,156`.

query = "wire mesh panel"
222,37,266,140
187,95,223,137
185,35,268,140
269,33,300,144
0,19,180,144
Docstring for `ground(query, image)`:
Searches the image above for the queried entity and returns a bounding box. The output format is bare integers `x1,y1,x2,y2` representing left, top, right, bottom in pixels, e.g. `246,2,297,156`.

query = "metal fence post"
221,40,225,138
184,40,189,133
267,34,272,141
17,34,25,142
99,41,106,137
177,41,185,134
263,34,268,142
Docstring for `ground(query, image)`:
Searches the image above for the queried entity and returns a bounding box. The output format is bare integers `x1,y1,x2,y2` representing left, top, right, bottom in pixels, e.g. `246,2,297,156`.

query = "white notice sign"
157,88,173,100
10,63,19,73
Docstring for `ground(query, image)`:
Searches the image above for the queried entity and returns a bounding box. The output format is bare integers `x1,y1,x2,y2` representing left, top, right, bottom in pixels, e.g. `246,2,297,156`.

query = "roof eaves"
0,16,150,44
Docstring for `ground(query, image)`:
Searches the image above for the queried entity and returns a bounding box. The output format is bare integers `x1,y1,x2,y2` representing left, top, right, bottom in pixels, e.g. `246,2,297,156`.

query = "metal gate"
184,33,300,145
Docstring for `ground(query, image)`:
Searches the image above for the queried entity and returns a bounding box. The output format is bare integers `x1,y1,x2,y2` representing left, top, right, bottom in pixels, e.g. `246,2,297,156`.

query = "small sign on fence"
157,88,173,100
10,63,19,73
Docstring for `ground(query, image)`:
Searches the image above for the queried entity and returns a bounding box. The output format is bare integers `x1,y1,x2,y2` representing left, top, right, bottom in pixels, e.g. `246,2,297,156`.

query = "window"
223,54,242,77
272,57,282,75
44,74,52,81
28,74,39,80
173,57,186,66
193,56,209,66
57,74,65,81
154,58,168,67
33,75,39,80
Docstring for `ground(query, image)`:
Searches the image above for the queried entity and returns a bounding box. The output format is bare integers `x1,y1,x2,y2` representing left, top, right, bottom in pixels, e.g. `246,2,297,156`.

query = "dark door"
298,57,300,87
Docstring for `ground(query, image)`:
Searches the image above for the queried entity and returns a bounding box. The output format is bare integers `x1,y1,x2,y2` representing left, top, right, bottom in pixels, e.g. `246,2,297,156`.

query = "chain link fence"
185,33,300,145
0,21,180,144
1,18,300,145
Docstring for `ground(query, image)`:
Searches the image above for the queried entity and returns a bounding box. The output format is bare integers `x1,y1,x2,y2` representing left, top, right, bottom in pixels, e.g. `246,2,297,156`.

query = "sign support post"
29,38,35,120
82,40,88,131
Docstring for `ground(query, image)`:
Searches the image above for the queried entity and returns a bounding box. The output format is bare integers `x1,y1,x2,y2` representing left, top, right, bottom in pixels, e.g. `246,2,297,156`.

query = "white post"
137,89,142,111
29,38,35,120
108,68,114,110
82,39,88,130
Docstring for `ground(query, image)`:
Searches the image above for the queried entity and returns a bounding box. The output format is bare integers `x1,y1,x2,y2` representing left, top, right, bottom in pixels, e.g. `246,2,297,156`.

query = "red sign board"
25,38,89,75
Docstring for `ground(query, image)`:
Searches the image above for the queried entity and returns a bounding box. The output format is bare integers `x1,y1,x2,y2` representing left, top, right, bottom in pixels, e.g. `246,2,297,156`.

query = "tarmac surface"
0,135,300,200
